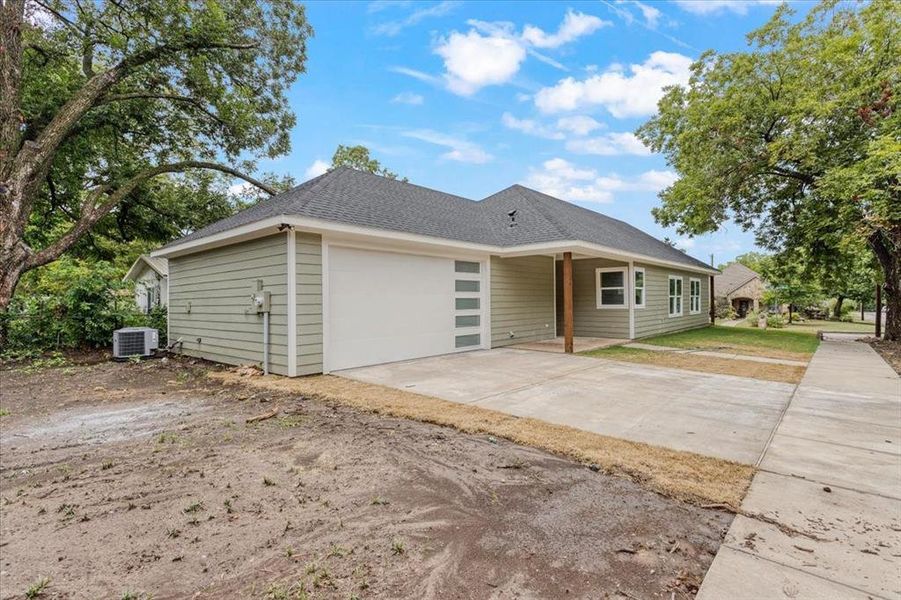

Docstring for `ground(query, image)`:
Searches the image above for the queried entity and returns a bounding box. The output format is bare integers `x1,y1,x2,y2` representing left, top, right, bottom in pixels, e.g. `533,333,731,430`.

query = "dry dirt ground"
869,339,901,375
0,356,732,599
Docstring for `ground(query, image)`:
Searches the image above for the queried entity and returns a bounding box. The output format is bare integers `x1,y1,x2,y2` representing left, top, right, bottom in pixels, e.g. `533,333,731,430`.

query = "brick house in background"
714,263,766,318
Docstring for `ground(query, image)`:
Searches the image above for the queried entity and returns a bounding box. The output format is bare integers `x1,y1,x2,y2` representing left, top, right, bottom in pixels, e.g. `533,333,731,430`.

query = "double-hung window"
596,267,627,309
668,275,683,317
633,267,645,308
689,278,701,314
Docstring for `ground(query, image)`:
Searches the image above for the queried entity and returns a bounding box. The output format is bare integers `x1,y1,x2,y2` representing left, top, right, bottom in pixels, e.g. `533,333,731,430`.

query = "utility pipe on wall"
262,311,270,375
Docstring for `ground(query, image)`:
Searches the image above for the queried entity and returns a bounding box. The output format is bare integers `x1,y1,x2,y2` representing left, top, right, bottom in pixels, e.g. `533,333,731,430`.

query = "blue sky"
257,0,813,266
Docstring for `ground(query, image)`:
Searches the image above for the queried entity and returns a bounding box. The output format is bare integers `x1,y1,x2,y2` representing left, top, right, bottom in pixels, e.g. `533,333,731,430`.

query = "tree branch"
98,92,229,127
23,161,276,270
9,33,259,212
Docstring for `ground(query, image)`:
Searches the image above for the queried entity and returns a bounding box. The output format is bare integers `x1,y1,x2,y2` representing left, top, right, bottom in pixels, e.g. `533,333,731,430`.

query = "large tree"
638,0,901,339
0,0,313,344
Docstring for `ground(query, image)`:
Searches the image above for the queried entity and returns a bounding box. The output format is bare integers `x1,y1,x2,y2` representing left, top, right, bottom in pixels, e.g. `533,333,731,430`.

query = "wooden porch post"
563,251,574,353
709,275,715,325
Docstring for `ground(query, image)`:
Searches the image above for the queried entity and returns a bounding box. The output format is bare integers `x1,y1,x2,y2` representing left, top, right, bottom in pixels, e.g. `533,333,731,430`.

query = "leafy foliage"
2,257,156,353
638,0,900,338
329,145,406,181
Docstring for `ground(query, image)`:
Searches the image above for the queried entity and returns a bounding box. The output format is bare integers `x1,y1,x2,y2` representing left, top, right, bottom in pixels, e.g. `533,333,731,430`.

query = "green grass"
637,325,820,359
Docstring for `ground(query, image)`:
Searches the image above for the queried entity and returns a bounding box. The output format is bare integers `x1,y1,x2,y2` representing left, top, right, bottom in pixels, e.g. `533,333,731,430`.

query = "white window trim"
668,274,683,318
596,267,629,310
689,277,701,315
633,267,646,309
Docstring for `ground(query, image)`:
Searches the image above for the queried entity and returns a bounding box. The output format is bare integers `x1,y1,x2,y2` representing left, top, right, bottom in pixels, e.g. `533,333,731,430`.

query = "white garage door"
327,246,483,371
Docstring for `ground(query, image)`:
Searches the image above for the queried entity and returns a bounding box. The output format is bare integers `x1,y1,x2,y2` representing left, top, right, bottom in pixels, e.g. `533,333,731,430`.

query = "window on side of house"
633,267,645,308
689,278,701,314
596,267,628,308
668,275,683,317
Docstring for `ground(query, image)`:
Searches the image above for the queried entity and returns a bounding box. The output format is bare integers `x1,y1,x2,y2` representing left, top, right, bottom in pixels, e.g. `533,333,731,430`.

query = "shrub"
766,314,786,328
3,258,144,354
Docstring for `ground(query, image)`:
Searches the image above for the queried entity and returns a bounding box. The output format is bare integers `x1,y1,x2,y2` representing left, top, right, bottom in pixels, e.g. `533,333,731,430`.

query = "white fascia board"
151,215,718,275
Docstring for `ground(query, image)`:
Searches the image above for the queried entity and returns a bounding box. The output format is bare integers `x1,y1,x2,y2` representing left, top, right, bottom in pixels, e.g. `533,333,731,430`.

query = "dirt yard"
0,356,732,599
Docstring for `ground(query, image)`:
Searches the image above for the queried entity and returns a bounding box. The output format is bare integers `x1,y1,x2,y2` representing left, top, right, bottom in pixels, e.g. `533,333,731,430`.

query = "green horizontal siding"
634,264,710,338
169,234,289,375
490,255,555,347
296,232,323,376
556,258,630,339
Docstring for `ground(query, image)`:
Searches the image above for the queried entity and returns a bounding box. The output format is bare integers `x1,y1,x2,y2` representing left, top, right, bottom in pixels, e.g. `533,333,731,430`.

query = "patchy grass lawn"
638,325,819,361
582,346,807,384
733,318,875,335
0,356,738,599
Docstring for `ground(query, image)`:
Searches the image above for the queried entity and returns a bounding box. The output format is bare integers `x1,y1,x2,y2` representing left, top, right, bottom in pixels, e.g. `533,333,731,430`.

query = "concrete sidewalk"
698,338,901,600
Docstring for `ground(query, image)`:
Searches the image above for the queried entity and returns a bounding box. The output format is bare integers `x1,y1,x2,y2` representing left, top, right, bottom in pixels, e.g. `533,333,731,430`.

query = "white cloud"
630,1,663,28
304,159,330,179
606,0,663,29
227,181,254,196
391,92,424,105
389,66,442,85
533,51,693,117
523,158,676,203
402,129,493,163
501,112,564,140
434,29,527,96
674,0,783,15
433,11,609,97
555,115,604,136
372,0,460,36
565,132,651,156
515,92,532,102
521,9,611,49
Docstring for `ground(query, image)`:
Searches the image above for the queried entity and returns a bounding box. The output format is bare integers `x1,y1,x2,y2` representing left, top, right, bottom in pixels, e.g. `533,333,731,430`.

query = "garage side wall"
634,264,709,338
490,255,555,347
296,232,323,375
169,234,289,375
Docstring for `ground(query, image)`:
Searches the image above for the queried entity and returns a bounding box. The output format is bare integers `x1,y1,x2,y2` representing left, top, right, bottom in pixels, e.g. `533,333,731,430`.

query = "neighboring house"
124,255,168,314
714,262,765,317
151,167,717,376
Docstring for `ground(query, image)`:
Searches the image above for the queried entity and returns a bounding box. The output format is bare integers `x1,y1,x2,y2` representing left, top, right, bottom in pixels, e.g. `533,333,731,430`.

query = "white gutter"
151,214,719,276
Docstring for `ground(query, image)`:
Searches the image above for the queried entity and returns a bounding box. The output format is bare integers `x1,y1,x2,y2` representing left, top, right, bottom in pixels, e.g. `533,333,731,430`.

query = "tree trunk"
869,227,900,341
0,238,27,349
833,295,844,319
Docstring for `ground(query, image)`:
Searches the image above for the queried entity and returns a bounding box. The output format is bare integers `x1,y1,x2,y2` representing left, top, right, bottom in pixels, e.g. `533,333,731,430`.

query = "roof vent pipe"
507,209,518,227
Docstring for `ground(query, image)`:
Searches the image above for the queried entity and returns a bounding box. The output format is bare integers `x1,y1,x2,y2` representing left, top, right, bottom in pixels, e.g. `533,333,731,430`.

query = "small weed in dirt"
263,477,276,487
326,544,348,558
265,581,308,600
0,408,9,417
370,496,389,506
285,547,294,558
223,499,233,513
120,592,151,600
20,353,68,374
183,501,205,514
101,461,115,470
391,539,406,555
25,577,50,598
277,414,305,428
166,528,181,539
57,503,76,520
157,432,178,444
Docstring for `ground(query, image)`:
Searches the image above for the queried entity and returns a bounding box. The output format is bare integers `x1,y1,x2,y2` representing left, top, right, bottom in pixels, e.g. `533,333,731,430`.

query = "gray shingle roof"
714,262,761,296
161,167,713,271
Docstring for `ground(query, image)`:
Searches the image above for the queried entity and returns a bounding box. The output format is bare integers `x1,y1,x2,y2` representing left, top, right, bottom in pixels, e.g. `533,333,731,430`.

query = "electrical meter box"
250,290,271,313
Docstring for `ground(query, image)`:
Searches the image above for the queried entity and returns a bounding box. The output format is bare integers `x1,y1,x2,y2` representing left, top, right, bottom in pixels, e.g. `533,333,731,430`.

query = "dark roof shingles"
163,167,712,270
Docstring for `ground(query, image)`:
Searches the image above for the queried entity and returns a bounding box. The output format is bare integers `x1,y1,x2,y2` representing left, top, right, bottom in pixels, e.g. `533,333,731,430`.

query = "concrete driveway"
337,348,797,464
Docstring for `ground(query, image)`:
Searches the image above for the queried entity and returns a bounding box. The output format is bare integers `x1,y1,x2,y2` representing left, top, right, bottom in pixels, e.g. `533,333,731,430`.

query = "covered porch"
490,249,715,354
